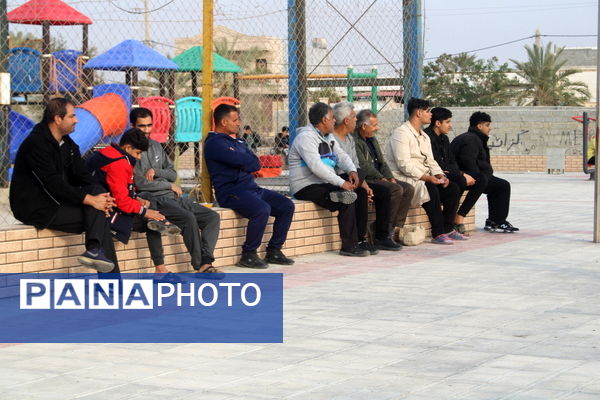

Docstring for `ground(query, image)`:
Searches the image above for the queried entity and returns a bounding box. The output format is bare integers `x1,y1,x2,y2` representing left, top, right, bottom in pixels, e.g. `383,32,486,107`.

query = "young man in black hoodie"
425,107,486,235
10,98,118,272
450,111,519,233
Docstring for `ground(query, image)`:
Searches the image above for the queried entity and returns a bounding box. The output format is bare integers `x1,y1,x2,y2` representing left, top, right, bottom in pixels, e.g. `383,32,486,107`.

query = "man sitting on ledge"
10,98,118,272
289,102,369,257
205,104,295,269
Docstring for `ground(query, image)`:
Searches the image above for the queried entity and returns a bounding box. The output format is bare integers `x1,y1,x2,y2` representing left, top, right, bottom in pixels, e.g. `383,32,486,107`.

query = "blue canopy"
84,40,178,71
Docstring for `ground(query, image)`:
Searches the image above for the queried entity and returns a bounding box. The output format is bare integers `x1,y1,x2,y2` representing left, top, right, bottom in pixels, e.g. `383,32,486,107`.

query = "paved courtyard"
1,172,600,400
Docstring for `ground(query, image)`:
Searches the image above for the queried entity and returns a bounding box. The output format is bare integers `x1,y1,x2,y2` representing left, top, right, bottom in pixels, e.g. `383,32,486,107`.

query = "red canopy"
8,0,92,25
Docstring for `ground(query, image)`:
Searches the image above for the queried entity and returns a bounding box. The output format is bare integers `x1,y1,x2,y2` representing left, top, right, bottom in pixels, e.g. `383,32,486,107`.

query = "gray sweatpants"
150,196,221,269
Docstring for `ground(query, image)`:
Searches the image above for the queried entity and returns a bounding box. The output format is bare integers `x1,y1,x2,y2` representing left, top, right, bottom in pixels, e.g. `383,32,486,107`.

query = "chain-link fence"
0,0,417,227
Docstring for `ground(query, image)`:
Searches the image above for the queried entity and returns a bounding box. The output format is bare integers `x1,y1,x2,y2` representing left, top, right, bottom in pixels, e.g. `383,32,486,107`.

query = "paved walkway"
2,172,600,400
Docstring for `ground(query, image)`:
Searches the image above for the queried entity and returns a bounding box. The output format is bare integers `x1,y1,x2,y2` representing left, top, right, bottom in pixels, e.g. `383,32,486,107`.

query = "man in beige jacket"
385,98,467,244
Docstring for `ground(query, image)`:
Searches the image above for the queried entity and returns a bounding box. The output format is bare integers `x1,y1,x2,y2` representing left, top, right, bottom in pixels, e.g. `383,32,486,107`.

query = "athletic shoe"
329,190,357,204
237,252,268,269
339,246,369,257
431,234,454,245
501,221,519,232
147,220,182,235
374,238,402,251
447,230,469,240
265,249,294,265
77,248,115,273
358,240,379,255
485,219,515,233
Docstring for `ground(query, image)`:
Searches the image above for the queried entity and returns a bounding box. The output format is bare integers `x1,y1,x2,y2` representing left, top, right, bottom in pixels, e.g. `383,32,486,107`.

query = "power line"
108,0,177,14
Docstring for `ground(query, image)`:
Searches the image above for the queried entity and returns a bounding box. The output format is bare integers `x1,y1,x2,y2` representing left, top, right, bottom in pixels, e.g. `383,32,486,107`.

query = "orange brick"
23,260,54,273
39,247,69,260
0,240,22,253
53,235,84,247
68,245,87,256
0,231,5,241
1,263,23,273
5,228,38,241
53,256,80,269
22,238,54,251
7,250,38,263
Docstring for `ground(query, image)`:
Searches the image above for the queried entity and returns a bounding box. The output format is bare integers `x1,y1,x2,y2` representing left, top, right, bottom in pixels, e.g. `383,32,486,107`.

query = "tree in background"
423,53,517,107
510,43,590,106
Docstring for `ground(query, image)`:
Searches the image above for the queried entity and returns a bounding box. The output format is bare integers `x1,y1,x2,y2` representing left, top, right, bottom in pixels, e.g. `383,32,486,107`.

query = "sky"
5,0,599,78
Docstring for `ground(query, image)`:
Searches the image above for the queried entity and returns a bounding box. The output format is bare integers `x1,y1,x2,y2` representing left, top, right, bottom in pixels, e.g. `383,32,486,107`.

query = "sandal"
194,265,226,280
153,272,183,284
454,223,470,236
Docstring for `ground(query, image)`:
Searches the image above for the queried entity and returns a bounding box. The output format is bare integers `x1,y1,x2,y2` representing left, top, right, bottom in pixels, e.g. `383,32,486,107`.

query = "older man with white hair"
332,102,401,252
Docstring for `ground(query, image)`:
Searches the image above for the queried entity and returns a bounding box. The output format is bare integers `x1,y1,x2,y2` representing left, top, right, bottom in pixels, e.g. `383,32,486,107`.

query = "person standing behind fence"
385,97,467,245
205,104,295,269
353,109,415,244
450,111,519,233
10,98,118,272
424,107,486,236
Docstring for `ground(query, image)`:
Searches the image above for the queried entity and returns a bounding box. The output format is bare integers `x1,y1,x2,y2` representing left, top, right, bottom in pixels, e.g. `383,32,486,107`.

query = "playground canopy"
84,40,178,71
172,46,241,73
7,0,92,25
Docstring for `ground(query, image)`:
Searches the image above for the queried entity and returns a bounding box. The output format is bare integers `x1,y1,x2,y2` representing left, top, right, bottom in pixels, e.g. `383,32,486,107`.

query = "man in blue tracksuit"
204,104,295,269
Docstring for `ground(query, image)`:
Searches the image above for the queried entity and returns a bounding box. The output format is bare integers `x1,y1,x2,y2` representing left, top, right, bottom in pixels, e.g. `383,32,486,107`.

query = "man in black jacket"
425,107,486,235
10,98,119,272
450,111,519,233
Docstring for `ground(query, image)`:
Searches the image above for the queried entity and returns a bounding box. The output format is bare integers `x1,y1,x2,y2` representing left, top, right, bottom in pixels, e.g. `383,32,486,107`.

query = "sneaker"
358,240,379,255
147,220,182,235
374,238,402,251
501,221,519,232
447,230,469,240
485,219,515,233
339,245,369,257
78,248,115,273
237,252,268,269
329,190,357,204
431,234,454,245
265,249,295,265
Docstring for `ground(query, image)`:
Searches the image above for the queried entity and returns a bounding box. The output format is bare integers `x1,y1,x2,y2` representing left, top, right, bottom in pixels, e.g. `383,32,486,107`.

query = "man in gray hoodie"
289,102,368,257
131,108,222,276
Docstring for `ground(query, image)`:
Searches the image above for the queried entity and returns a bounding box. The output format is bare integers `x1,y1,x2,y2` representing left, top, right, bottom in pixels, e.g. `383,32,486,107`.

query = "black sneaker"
339,245,369,257
484,219,514,233
358,240,379,255
329,190,357,204
374,238,402,251
237,252,268,269
265,249,294,265
77,248,115,273
501,221,519,232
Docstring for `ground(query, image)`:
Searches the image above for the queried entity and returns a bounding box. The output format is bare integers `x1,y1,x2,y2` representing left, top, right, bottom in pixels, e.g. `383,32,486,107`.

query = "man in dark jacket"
450,111,519,233
425,107,486,235
354,109,415,242
9,98,117,272
205,104,294,269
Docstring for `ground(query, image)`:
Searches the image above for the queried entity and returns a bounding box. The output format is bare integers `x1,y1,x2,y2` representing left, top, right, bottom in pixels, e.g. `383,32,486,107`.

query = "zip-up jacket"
204,131,260,202
424,126,461,175
10,122,95,229
134,139,178,199
288,124,356,195
450,127,494,178
88,144,145,215
353,132,393,181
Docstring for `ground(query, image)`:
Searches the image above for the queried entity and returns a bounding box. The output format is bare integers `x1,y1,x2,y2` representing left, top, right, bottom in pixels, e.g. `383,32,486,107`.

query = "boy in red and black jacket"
87,128,180,278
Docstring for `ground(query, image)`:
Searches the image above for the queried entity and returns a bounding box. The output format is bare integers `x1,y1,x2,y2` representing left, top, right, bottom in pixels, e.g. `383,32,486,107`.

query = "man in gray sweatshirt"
131,108,222,276
289,102,368,257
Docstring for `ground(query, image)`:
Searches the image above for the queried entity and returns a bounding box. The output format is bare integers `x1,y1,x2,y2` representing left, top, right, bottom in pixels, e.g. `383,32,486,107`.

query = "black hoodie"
450,127,494,178
10,122,95,229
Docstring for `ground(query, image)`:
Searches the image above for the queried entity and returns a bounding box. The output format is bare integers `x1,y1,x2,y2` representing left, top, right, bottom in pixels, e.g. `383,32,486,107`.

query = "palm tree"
510,43,590,106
